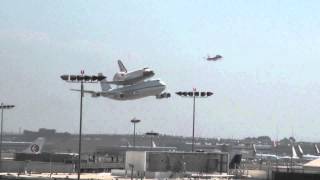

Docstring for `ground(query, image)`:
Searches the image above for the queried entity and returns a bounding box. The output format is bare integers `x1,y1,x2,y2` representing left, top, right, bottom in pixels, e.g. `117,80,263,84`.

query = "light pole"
0,103,15,171
130,118,141,148
176,90,213,152
60,71,106,180
145,131,159,148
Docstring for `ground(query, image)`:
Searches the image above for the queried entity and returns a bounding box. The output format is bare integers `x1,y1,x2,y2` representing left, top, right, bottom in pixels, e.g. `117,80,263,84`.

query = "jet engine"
156,92,171,99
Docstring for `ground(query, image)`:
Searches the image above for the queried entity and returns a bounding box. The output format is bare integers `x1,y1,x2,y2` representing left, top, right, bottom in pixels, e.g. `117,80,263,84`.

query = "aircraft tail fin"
252,144,257,156
152,141,157,148
118,60,127,73
315,144,320,155
23,137,45,154
99,73,112,91
297,144,304,157
127,142,132,147
292,145,298,159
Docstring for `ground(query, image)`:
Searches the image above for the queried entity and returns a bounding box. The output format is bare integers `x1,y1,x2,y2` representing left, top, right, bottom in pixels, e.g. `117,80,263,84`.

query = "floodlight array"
145,132,159,136
60,74,106,82
131,118,141,123
176,91,213,97
0,105,15,109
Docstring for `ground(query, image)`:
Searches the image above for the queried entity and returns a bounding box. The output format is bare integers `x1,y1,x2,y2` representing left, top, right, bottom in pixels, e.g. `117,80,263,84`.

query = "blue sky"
1,0,320,141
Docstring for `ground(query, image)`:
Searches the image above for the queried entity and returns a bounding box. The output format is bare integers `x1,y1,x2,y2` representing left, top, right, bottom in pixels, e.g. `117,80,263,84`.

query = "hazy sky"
1,0,320,141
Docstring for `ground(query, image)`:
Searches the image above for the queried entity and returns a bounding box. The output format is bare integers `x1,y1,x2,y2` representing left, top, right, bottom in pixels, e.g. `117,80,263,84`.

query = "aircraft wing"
70,89,114,96
70,89,97,94
70,89,109,95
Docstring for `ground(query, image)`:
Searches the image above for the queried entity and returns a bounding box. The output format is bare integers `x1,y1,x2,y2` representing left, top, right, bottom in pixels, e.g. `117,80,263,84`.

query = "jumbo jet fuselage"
87,79,169,100
106,79,165,100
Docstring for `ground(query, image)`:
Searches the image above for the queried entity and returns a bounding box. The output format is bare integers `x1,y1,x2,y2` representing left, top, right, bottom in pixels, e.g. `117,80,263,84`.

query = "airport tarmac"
0,172,255,180
0,173,231,180
0,172,113,180
0,172,265,180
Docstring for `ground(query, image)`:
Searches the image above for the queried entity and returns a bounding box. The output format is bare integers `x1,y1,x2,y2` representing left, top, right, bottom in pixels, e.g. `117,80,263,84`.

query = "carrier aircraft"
71,74,171,100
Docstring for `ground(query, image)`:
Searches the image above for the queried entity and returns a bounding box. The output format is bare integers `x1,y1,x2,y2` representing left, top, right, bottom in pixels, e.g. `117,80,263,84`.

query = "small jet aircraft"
206,55,223,61
106,60,155,85
71,74,170,100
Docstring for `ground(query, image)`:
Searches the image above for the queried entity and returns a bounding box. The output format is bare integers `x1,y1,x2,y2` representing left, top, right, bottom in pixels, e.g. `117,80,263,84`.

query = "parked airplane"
72,75,170,100
206,55,223,61
2,137,46,160
106,60,155,85
253,144,277,160
296,144,320,161
253,144,296,160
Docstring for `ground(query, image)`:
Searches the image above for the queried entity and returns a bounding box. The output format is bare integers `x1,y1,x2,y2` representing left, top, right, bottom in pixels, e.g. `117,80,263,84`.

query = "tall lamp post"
145,131,159,148
131,118,141,148
176,90,213,152
60,71,106,180
0,103,15,171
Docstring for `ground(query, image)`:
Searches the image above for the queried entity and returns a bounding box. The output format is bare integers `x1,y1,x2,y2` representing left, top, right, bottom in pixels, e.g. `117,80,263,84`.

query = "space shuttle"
70,60,170,100
106,60,155,85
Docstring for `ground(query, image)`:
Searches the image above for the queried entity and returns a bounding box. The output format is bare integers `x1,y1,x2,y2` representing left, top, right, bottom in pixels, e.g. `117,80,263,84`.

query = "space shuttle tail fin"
118,60,127,73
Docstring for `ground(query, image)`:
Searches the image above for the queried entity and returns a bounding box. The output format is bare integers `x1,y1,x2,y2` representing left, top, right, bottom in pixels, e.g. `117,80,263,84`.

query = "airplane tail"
297,144,304,157
23,137,45,154
127,142,132,147
152,140,157,148
118,60,127,73
98,73,112,91
314,144,320,155
252,144,257,156
292,145,298,159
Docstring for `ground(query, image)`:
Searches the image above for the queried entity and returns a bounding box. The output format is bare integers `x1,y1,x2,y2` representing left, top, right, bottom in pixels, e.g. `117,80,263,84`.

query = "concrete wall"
0,160,74,173
146,152,229,173
124,151,229,178
0,161,25,173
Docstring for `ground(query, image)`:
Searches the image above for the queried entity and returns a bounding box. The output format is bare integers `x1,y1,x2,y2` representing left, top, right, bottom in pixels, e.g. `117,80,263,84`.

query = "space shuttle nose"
143,70,155,77
159,80,166,87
